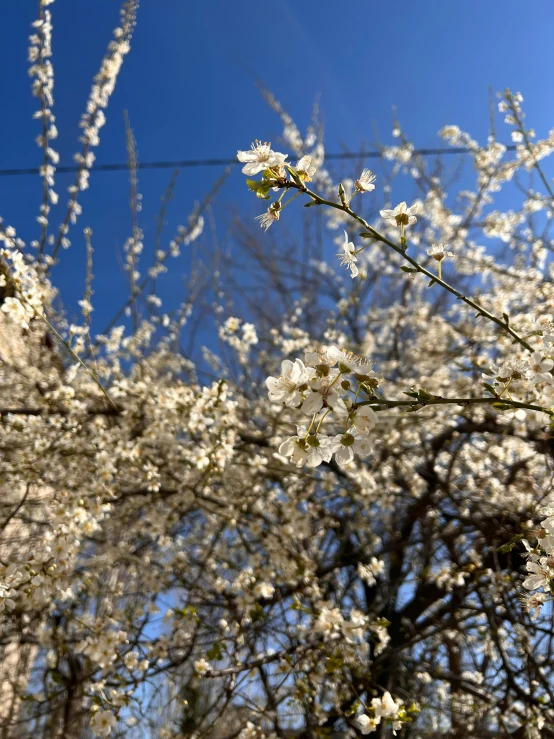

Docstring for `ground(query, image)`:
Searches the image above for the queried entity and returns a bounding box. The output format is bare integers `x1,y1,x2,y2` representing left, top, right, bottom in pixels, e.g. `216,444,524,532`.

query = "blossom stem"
315,409,331,434
25,300,118,409
281,191,302,209
287,182,534,353
305,413,319,437
359,395,551,415
508,95,554,203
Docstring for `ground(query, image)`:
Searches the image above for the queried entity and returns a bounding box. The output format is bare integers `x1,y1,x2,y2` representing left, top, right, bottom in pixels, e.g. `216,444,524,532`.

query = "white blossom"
354,168,376,193
380,201,418,228
237,140,288,176
336,230,358,277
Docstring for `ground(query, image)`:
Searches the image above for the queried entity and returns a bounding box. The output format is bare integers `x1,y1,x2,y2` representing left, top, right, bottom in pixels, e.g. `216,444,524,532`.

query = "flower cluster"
55,0,138,252
29,0,59,239
355,691,406,735
267,346,380,468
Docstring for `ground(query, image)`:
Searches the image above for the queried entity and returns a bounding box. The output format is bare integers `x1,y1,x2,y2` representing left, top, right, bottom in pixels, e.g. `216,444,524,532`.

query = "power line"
0,145,518,178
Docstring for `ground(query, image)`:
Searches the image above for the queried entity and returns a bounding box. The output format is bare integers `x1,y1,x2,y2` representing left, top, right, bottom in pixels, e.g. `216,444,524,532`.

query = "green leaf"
286,165,303,187
359,231,374,239
492,402,511,411
502,312,510,325
401,266,417,273
496,534,524,554
207,642,223,660
483,382,497,396
428,277,436,287
245,178,273,200
304,200,318,207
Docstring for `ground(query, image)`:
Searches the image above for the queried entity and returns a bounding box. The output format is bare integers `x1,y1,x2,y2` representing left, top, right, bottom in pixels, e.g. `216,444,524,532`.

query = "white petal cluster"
268,346,380,469
237,140,288,176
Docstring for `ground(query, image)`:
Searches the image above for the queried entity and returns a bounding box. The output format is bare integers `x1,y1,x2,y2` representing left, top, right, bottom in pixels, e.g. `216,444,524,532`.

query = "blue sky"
1,1,553,332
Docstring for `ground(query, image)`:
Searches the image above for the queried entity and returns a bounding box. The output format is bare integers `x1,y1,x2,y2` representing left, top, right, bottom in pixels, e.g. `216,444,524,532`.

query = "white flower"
124,651,139,670
523,560,551,591
255,207,280,232
314,603,343,633
371,691,401,719
354,169,376,193
296,155,316,182
351,435,373,456
330,430,372,465
369,556,385,575
528,351,554,384
301,370,349,416
330,433,356,466
370,624,391,656
266,359,312,407
535,314,554,346
358,562,376,586
342,609,366,642
426,243,454,262
526,592,547,618
305,345,367,371
305,347,339,368
279,434,333,468
194,658,210,675
325,346,375,376
90,710,117,737
380,201,418,229
484,357,531,382
301,381,347,417
337,230,358,278
352,405,378,434
1,297,30,330
355,714,380,734
541,511,554,534
254,582,275,599
439,124,461,141
0,585,16,612
279,436,308,467
237,140,288,176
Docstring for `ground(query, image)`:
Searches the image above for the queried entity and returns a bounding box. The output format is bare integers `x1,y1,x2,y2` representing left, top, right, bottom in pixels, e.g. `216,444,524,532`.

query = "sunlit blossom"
237,140,288,176
380,201,418,229
354,168,376,193
337,230,358,277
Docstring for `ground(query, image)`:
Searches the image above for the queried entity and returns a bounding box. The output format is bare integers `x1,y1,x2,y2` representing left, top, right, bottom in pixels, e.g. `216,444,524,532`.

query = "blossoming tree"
2,2,554,738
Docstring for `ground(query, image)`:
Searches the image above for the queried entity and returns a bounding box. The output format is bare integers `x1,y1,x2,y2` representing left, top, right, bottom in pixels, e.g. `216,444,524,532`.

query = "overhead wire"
0,145,518,177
